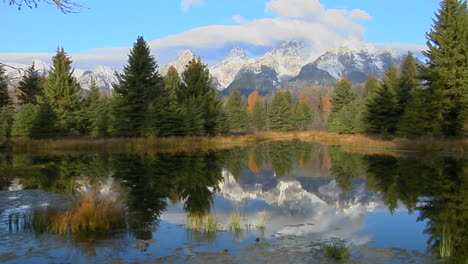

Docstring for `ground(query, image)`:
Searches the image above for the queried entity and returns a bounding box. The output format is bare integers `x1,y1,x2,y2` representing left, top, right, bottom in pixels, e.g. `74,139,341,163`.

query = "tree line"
0,37,314,140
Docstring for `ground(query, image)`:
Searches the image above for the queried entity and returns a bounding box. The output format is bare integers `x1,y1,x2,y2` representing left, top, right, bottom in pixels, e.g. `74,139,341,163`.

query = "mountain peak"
272,40,305,56
225,47,250,60
178,49,195,60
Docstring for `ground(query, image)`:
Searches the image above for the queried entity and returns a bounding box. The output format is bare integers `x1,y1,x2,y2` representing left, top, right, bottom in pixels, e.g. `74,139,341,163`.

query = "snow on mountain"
3,60,50,79
210,47,255,90
312,44,403,83
247,40,306,80
160,49,195,76
78,65,117,90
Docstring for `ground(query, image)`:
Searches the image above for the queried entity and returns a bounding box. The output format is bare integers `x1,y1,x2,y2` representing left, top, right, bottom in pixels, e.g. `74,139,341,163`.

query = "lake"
0,141,466,263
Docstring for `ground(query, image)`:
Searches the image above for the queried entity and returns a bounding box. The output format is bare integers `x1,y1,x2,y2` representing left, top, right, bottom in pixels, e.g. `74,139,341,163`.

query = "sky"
0,0,441,69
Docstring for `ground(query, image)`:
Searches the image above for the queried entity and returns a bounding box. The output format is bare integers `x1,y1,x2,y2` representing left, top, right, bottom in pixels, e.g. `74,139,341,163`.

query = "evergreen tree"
156,66,186,136
30,99,58,139
268,91,293,131
92,97,111,137
82,81,101,135
0,106,13,140
292,97,313,131
0,65,10,108
422,0,468,137
18,62,42,105
180,58,222,136
327,76,356,131
330,76,355,115
398,52,419,111
365,66,400,134
328,99,365,134
226,88,247,131
398,87,432,137
11,103,40,137
111,36,163,137
43,47,83,136
251,99,266,132
363,74,380,100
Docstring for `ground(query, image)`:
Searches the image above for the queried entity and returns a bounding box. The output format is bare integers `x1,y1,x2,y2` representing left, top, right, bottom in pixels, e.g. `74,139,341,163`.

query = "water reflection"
0,141,466,263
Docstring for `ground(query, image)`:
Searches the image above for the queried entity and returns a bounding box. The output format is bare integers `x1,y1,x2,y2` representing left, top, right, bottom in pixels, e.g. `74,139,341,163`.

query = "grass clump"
229,212,243,232
186,213,219,234
321,242,351,260
257,211,266,230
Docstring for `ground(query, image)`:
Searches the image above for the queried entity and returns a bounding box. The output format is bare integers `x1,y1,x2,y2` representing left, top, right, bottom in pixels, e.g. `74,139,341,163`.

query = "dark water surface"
0,141,466,263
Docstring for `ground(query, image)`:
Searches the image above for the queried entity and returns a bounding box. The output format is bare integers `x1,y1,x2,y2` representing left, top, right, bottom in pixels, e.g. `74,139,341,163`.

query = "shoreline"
2,131,466,154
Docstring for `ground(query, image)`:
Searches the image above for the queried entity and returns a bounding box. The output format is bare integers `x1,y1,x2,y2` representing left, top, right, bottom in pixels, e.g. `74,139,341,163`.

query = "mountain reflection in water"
0,141,466,263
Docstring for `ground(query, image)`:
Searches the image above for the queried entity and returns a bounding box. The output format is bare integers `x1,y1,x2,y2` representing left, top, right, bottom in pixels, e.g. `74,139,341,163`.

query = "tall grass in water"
321,242,351,260
229,212,243,232
186,213,218,234
257,211,266,230
49,177,127,234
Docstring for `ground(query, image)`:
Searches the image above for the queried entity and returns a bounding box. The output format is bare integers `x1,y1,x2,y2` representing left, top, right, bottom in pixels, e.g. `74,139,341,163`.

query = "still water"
0,141,466,263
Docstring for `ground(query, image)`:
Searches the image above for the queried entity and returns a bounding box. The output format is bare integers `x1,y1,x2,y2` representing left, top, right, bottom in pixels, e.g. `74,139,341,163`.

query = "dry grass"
257,211,266,230
6,131,466,155
186,213,219,233
229,212,243,232
50,194,126,234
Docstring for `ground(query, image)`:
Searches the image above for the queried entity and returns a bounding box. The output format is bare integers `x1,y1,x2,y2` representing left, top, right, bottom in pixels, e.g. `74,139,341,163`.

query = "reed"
229,212,243,232
439,221,453,258
186,213,219,233
202,214,218,234
257,211,266,230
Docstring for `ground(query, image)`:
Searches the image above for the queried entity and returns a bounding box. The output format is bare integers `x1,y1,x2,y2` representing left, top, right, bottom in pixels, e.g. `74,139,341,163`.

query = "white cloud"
181,0,204,11
150,0,373,62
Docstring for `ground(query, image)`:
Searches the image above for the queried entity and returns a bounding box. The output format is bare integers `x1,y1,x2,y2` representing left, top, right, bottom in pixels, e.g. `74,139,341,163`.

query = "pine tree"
111,36,163,137
18,62,42,105
11,103,40,137
330,76,355,115
30,99,58,139
82,81,101,135
92,97,111,137
251,99,266,132
0,106,13,140
0,65,11,108
226,88,247,131
363,74,380,100
180,57,222,136
328,100,365,134
398,53,419,111
398,87,432,137
365,66,400,134
43,47,83,136
422,0,468,137
327,76,356,131
292,97,313,131
268,91,293,131
156,66,186,136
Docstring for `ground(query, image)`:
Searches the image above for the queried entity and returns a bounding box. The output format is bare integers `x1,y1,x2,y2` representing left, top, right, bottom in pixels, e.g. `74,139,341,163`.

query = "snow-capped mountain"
3,60,51,79
312,44,403,83
78,65,117,90
251,40,306,80
210,47,255,90
160,49,195,76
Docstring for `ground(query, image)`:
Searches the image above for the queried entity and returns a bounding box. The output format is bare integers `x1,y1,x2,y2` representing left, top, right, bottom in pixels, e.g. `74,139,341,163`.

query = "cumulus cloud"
149,0,373,61
181,0,203,11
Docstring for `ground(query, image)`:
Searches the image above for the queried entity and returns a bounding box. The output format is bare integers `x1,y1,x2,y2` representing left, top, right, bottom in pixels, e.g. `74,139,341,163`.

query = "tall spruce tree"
0,65,10,108
156,66,185,136
363,74,380,100
251,99,266,132
226,88,247,131
43,47,83,136
330,76,355,115
422,0,468,137
365,66,400,134
268,91,293,131
18,62,42,105
292,97,313,131
111,36,163,137
180,57,221,136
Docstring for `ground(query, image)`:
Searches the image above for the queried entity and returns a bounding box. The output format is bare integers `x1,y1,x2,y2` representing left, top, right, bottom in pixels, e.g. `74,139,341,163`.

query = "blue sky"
0,0,440,68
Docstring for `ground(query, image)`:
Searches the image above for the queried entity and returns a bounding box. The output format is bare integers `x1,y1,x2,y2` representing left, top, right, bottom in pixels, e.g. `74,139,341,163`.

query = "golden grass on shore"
4,131,467,154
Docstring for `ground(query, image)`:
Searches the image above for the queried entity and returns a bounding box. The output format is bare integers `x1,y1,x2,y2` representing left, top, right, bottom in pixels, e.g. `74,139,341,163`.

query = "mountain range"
3,41,406,96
